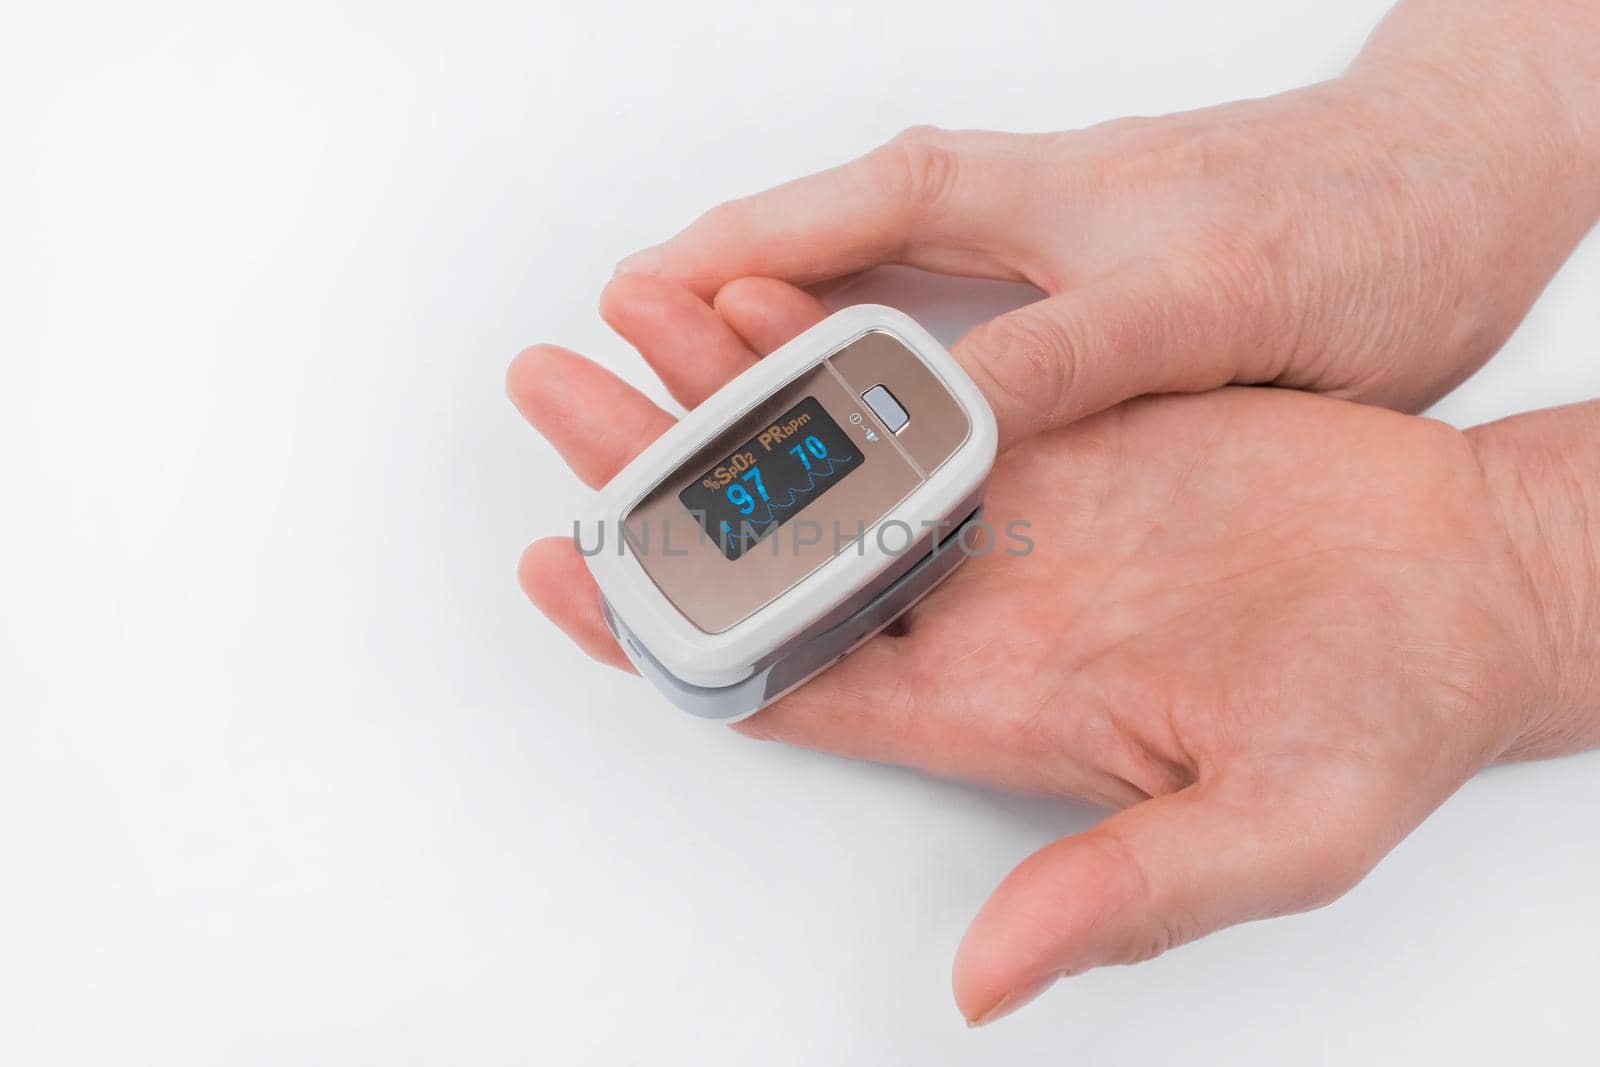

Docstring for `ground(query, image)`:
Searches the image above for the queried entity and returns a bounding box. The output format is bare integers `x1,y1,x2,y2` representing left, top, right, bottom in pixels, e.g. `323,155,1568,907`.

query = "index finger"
615,134,1043,300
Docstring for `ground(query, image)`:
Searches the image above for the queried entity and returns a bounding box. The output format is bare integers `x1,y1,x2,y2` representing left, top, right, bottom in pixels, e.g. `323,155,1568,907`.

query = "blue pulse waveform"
724,452,855,546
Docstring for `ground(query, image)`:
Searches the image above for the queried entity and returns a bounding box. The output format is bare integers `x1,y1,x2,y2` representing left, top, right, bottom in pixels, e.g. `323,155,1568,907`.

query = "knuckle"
1085,828,1191,965
1152,121,1247,180
861,140,960,217
891,123,946,145
697,195,757,245
1160,126,1236,181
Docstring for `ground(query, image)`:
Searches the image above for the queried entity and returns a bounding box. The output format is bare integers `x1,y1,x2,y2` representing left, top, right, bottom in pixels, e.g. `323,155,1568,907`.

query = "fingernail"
614,244,665,276
965,972,1061,1028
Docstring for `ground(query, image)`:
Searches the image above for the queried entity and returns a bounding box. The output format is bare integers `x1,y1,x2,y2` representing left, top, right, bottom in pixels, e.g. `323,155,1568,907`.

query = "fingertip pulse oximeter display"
678,396,866,560
584,305,997,722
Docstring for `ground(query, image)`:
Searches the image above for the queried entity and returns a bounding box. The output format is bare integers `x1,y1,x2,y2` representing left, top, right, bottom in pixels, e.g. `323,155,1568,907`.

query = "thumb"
953,772,1390,1027
954,267,1238,448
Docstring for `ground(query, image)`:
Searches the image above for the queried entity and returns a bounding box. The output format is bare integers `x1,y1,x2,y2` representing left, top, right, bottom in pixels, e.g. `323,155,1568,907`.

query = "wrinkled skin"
508,278,1550,1026
612,68,1599,450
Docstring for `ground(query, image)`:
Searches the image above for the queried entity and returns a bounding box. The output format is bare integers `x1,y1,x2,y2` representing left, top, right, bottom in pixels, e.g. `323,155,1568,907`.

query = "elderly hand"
611,0,1600,450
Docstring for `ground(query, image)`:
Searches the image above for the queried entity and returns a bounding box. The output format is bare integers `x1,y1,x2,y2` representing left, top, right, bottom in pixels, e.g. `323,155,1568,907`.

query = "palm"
806,387,1530,816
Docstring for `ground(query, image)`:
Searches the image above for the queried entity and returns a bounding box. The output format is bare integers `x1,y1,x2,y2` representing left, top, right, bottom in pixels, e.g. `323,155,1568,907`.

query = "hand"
508,277,1563,1026
610,5,1600,450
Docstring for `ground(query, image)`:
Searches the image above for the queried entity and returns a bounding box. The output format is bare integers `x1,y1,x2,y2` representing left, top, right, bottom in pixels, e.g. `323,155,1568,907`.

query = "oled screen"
678,396,865,560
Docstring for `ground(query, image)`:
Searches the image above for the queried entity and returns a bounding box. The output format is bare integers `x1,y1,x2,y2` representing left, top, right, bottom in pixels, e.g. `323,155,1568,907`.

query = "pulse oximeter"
584,305,997,721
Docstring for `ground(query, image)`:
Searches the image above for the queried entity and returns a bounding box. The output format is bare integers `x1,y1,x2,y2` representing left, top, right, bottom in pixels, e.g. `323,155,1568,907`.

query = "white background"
5,0,1599,1063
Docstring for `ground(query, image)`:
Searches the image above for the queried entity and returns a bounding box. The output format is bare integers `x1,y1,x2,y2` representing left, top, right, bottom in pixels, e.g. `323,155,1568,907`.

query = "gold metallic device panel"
623,330,972,634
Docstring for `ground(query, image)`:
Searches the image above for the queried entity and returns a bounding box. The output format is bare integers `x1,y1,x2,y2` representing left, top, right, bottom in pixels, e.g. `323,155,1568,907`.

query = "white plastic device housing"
582,304,997,698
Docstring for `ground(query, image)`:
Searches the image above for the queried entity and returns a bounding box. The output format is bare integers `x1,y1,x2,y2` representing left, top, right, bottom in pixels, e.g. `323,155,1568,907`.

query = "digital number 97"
725,466,767,515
